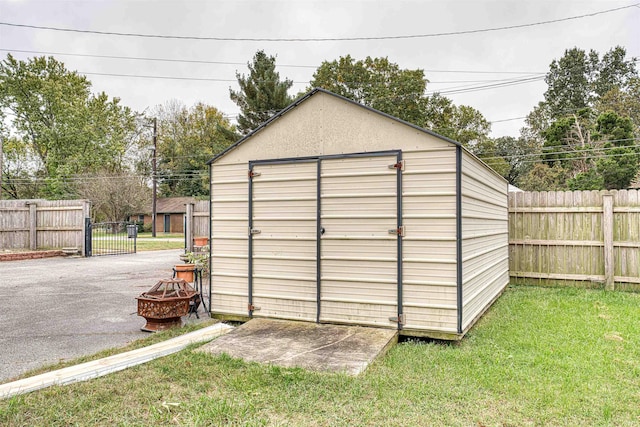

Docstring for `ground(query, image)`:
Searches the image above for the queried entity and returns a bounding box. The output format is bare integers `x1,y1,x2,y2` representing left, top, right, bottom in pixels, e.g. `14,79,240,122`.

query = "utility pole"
152,117,157,238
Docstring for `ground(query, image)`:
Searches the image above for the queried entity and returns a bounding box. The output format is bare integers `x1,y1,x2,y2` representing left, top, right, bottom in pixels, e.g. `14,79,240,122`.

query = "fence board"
509,190,640,290
193,201,210,239
0,200,89,252
183,200,211,252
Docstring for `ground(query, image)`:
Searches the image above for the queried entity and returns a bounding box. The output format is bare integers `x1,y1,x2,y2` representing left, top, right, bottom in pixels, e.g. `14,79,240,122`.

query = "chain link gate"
85,220,137,256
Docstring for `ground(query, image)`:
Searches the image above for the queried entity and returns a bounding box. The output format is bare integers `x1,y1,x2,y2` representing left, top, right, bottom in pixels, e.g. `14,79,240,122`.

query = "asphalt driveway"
0,250,186,382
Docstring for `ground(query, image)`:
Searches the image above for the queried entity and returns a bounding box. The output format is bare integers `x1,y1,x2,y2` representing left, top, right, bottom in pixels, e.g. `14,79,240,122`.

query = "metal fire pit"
136,278,199,332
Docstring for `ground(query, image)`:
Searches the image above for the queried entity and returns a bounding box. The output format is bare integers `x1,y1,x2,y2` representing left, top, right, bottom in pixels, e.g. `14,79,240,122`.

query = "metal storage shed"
207,88,509,340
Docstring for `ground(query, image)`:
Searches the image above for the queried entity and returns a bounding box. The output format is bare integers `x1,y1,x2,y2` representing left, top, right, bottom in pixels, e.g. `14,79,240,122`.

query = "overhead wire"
0,48,317,68
481,140,640,161
8,144,640,184
0,48,548,75
0,3,636,41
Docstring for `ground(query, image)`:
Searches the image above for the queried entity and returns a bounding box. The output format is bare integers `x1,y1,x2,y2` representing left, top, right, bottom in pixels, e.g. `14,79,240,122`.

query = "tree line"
0,47,638,221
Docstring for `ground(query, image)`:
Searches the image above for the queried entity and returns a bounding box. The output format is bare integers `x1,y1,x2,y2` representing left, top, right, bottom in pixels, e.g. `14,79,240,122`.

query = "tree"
521,46,638,148
472,138,510,179
154,101,236,197
542,109,594,170
230,50,293,136
543,48,598,118
0,54,140,198
543,46,637,118
593,111,638,189
485,136,540,185
77,171,151,222
544,109,638,190
518,163,569,191
0,136,41,199
310,55,492,148
594,47,639,98
518,46,639,190
445,105,491,150
596,77,640,135
311,55,427,126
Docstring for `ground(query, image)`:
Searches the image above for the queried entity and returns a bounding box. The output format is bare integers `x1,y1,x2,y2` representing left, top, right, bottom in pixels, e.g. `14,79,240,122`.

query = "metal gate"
85,220,137,256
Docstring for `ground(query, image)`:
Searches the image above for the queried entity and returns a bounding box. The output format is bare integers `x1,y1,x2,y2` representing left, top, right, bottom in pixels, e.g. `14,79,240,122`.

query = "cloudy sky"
0,0,638,138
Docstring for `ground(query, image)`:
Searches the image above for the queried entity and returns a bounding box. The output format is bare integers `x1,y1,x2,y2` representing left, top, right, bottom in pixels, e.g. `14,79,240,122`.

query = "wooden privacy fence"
509,190,640,291
184,200,210,252
0,199,90,253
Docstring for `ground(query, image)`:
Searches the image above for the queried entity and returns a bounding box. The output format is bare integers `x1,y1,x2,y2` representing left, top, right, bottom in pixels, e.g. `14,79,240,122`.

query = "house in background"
129,197,195,233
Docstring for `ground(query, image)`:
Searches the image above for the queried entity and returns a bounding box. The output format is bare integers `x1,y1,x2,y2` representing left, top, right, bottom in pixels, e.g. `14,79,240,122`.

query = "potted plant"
186,246,209,273
193,236,209,247
174,263,196,282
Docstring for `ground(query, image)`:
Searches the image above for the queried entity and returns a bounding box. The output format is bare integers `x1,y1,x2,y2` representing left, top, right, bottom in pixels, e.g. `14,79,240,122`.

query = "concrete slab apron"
200,318,398,375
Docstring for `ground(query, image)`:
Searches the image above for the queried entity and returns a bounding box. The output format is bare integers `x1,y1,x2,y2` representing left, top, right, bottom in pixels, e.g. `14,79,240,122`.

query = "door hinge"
388,160,405,171
248,304,261,312
388,226,405,237
389,314,406,325
248,170,261,178
249,228,261,235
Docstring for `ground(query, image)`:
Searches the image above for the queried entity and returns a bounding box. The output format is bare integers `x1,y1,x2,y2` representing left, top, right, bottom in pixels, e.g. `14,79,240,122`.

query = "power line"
490,116,529,124
78,70,545,86
481,139,640,161
511,149,640,165
80,71,245,83
0,48,548,75
1,3,637,42
427,75,545,95
8,145,639,184
0,48,318,69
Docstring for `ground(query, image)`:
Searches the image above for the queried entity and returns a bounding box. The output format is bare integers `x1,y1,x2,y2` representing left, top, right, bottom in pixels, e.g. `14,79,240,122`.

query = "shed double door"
249,152,402,328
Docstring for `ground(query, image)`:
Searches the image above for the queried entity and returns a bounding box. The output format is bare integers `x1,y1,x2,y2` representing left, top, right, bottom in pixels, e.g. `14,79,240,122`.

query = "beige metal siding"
211,163,248,316
319,155,398,328
251,162,318,321
211,91,507,337
401,148,458,333
217,91,453,165
461,152,509,330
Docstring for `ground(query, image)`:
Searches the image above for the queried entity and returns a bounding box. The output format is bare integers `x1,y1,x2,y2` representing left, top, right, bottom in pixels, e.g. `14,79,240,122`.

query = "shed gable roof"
208,87,461,165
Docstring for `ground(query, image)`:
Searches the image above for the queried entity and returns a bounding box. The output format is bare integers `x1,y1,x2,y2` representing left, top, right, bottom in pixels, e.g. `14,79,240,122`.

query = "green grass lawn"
137,232,185,239
90,233,185,252
2,285,639,426
135,239,184,251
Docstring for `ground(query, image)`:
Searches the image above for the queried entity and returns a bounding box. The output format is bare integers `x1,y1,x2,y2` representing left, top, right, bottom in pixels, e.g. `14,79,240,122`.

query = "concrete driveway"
0,250,186,382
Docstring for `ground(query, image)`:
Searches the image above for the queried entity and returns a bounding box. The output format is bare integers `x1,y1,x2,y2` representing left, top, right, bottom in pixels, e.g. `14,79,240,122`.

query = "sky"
0,0,638,138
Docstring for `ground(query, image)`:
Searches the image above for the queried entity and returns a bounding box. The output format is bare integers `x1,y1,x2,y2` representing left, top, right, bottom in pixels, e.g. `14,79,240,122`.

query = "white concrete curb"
0,323,234,399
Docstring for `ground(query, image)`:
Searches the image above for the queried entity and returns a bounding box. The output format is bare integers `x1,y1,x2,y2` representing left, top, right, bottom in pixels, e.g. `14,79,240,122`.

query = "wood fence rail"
509,190,640,290
0,199,90,253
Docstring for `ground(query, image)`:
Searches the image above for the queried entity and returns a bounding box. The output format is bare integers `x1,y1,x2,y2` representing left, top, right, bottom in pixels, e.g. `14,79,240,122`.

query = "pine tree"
230,50,293,136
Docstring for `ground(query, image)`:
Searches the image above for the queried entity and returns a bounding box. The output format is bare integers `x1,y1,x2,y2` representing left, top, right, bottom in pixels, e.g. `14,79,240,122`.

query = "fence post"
82,201,91,257
603,194,614,290
27,201,37,250
84,217,92,257
185,202,194,253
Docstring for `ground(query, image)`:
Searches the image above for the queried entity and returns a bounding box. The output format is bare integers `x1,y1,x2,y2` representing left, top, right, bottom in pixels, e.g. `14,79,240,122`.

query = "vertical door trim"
456,145,463,334
248,158,318,319
396,151,404,330
316,159,322,323
248,163,255,317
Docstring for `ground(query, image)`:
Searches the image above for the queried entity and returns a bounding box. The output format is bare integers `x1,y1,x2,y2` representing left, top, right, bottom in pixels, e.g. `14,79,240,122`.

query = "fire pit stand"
136,278,200,332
